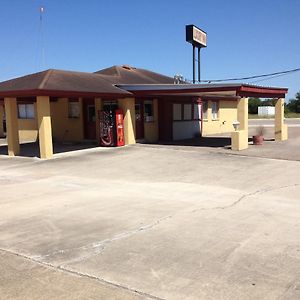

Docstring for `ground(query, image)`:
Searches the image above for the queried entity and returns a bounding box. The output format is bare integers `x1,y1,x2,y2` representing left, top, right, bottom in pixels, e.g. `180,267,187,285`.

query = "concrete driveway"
0,145,300,299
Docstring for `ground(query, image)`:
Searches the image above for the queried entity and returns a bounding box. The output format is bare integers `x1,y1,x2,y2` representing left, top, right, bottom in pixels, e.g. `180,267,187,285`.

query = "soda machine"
99,109,125,147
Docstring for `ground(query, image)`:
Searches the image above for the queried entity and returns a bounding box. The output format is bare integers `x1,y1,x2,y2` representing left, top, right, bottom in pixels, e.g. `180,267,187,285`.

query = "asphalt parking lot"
0,138,300,299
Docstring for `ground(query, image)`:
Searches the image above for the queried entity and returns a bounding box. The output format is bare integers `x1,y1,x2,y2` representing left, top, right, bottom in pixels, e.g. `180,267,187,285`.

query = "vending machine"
99,109,125,147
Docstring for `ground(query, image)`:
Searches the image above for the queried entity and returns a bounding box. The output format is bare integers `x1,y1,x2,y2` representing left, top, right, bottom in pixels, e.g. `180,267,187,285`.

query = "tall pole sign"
186,25,207,83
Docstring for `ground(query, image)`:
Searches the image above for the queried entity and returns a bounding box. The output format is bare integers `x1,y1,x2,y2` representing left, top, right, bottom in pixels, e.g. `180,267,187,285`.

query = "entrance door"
135,99,144,140
83,98,96,140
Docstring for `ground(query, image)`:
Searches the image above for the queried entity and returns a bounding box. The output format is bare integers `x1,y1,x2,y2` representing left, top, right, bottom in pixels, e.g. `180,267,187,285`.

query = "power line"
187,67,300,83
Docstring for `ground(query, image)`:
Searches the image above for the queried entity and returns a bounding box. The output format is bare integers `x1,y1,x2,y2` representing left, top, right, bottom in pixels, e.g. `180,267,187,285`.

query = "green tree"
248,97,261,114
287,92,300,113
261,98,276,106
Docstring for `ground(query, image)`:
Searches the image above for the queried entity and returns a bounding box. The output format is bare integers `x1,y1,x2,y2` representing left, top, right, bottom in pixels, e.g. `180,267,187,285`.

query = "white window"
68,101,80,118
183,104,192,120
212,101,219,120
18,104,35,119
144,100,154,122
173,103,182,121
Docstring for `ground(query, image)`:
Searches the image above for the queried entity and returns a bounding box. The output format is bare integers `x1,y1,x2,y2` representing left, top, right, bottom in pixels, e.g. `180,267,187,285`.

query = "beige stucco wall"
18,103,38,142
18,119,38,142
144,98,159,143
51,98,84,142
202,100,237,136
17,98,84,143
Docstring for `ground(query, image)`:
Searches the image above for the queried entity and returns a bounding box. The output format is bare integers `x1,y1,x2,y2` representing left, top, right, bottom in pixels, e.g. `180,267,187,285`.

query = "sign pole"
198,47,201,83
193,45,196,84
186,24,207,84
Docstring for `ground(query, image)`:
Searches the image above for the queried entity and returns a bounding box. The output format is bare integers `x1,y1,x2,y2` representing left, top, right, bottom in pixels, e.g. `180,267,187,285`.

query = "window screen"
173,104,182,121
183,104,192,120
68,101,80,118
18,104,34,119
144,100,154,122
212,101,219,120
202,101,208,119
87,105,96,122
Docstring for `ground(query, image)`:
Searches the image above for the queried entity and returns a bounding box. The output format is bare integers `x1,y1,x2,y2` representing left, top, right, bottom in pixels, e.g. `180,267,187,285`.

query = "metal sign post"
186,24,207,83
193,45,196,83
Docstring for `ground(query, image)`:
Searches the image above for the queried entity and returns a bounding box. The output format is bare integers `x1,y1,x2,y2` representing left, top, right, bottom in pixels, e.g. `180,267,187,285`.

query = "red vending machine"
99,109,125,147
115,109,125,147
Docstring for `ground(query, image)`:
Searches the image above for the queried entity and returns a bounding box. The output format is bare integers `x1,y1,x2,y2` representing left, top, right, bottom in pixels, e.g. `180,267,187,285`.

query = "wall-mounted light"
232,121,240,131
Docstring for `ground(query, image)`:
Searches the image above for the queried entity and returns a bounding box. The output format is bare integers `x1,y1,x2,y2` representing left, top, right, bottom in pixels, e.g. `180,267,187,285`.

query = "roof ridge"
39,69,54,89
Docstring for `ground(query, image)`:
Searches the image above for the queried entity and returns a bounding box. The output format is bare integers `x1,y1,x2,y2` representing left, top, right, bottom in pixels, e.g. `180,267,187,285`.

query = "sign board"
186,24,207,48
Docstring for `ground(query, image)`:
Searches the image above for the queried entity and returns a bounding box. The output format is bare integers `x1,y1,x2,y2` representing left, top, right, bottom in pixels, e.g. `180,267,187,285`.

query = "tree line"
248,91,300,114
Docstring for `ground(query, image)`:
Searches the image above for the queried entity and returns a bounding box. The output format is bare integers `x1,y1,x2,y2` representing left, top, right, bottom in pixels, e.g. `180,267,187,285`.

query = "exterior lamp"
232,121,240,131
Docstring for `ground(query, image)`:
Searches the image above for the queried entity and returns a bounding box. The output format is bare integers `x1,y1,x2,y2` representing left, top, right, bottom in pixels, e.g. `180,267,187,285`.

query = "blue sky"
0,0,299,99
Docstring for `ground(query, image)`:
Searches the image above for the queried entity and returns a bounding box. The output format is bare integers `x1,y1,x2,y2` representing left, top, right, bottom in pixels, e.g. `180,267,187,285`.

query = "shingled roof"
95,65,175,84
0,69,132,98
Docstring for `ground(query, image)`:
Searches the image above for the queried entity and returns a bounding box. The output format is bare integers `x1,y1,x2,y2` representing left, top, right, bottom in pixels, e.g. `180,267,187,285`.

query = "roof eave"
0,89,132,99
236,85,288,98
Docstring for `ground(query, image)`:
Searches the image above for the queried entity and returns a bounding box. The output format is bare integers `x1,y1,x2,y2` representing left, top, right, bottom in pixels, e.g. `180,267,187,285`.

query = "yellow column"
118,97,136,145
237,97,248,132
4,98,20,156
0,104,4,137
275,98,288,141
37,96,53,159
95,97,102,143
231,97,249,151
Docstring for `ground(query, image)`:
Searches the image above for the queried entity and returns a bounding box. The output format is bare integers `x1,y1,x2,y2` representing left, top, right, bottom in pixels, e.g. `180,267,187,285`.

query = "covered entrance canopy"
118,83,288,149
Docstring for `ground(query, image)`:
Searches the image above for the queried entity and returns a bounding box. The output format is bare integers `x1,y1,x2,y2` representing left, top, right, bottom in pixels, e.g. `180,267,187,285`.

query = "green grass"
285,112,300,118
248,114,274,119
249,113,300,119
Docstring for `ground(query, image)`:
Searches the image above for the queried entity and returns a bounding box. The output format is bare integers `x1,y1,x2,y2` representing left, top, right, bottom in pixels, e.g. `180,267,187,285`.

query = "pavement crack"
193,183,300,212
34,215,173,263
0,248,165,300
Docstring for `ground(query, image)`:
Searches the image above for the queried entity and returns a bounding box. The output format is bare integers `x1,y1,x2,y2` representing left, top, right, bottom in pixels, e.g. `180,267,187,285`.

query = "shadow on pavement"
157,136,232,148
0,140,98,158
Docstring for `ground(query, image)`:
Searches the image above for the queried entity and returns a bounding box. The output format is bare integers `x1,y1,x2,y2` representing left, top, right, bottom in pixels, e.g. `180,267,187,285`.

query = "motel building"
0,65,288,159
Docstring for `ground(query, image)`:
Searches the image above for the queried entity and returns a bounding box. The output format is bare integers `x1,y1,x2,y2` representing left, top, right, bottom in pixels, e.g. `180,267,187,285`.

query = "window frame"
68,100,80,119
173,102,202,122
144,99,154,122
202,101,208,120
18,103,35,119
173,103,182,121
183,104,192,121
211,101,219,120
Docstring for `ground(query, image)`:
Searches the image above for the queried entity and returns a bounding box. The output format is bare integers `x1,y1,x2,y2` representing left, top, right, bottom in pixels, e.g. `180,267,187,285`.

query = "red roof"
0,65,288,99
95,65,175,84
0,69,132,98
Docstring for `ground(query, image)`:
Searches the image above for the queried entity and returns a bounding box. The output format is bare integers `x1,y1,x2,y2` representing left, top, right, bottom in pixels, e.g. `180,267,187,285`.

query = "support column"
231,97,249,151
0,104,4,137
4,98,20,156
37,96,53,159
94,97,102,143
118,98,136,145
275,98,288,141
